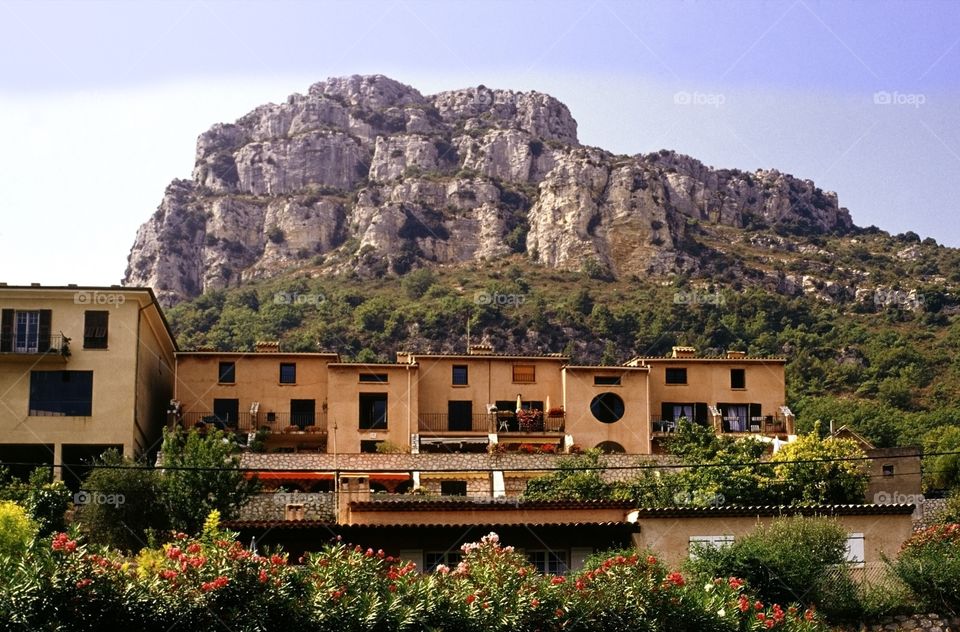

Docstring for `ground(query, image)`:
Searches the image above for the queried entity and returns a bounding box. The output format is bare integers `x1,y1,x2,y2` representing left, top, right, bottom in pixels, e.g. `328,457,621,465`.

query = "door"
291,399,316,429
448,401,473,431
213,398,239,428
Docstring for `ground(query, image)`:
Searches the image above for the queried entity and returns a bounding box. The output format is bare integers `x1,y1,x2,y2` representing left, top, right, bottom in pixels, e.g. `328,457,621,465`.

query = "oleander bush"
891,523,960,616
0,516,829,632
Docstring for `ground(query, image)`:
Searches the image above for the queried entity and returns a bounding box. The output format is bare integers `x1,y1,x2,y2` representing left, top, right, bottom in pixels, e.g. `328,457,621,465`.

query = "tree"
523,450,612,501
160,428,259,534
0,467,71,536
923,426,960,492
0,501,37,557
770,427,869,504
79,450,169,552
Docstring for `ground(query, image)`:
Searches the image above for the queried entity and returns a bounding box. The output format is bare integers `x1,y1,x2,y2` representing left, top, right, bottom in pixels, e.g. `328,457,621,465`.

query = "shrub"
892,523,960,616
0,467,70,536
686,516,859,621
266,225,286,244
0,501,37,557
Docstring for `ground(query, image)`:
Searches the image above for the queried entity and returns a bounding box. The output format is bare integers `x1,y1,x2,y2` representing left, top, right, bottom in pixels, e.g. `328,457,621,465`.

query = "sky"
0,0,958,286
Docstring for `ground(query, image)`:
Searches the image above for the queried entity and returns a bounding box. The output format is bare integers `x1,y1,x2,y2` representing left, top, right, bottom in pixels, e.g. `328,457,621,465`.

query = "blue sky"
1,0,958,285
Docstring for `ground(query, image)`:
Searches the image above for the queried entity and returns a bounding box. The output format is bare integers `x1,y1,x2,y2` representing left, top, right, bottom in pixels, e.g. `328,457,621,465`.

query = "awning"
246,471,411,482
419,437,488,444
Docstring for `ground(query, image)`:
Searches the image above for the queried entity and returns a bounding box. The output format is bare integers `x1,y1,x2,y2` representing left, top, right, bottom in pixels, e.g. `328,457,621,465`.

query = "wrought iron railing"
0,332,69,356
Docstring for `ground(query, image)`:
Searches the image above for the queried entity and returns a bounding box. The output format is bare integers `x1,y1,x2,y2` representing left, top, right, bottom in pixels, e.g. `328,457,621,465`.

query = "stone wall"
239,491,336,522
849,614,960,632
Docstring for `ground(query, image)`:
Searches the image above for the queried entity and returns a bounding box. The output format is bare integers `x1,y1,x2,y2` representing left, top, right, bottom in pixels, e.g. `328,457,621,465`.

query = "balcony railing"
651,415,790,436
496,410,565,434
179,411,327,435
721,416,789,435
0,333,69,357
417,411,567,434
418,413,495,434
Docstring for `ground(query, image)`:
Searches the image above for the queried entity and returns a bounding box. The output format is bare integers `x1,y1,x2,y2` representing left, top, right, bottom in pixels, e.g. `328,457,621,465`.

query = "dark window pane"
29,371,93,416
280,363,296,384
594,375,622,385
730,369,746,389
665,368,687,384
218,362,236,383
452,365,468,385
590,392,625,423
440,480,467,496
359,373,388,383
359,393,388,430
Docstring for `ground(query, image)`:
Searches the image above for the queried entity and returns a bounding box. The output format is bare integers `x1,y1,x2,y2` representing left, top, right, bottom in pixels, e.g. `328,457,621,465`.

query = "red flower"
258,570,268,584
728,577,744,590
646,555,658,565
466,594,476,604
270,554,286,566
186,543,201,554
531,598,540,607
201,576,229,592
388,583,397,592
166,546,182,560
75,578,92,589
666,572,685,587
160,569,178,581
738,595,750,612
551,576,566,585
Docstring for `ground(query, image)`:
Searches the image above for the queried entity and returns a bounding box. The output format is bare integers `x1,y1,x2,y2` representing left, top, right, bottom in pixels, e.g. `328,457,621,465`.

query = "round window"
590,392,625,423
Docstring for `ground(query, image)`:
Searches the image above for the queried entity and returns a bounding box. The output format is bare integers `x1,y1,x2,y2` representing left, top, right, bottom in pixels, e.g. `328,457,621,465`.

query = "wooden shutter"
84,311,109,349
38,309,52,351
661,402,672,421
749,403,762,419
0,309,12,352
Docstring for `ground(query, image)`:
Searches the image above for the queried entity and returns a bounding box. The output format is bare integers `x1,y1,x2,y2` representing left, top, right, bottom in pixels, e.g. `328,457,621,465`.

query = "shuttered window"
512,364,536,383
83,311,109,349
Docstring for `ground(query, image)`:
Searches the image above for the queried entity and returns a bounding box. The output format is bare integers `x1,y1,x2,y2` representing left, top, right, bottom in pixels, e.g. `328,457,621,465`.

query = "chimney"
468,343,494,356
726,350,747,359
255,340,280,353
396,351,412,364
671,346,696,359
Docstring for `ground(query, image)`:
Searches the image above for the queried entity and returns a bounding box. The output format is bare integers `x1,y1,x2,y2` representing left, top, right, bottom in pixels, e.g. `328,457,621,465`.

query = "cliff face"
124,74,853,305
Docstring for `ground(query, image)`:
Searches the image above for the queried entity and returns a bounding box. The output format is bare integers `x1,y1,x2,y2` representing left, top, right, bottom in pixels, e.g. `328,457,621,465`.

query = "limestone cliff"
124,74,853,305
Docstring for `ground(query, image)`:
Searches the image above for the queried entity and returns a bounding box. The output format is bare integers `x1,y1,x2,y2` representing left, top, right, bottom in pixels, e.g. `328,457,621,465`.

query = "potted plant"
547,406,564,418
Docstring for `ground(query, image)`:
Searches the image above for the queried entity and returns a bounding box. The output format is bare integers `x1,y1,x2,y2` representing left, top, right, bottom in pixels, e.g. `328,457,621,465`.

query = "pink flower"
160,569,178,581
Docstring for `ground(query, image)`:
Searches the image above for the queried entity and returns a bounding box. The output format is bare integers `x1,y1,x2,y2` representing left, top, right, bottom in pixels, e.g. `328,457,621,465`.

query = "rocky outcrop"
124,74,854,305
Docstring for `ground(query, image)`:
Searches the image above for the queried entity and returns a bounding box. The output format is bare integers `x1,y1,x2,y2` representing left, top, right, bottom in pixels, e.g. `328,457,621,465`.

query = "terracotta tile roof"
348,499,636,512
626,504,915,519
223,520,636,530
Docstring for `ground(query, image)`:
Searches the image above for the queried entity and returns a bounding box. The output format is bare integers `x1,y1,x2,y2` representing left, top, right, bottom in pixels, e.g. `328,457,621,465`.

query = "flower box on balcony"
547,407,564,418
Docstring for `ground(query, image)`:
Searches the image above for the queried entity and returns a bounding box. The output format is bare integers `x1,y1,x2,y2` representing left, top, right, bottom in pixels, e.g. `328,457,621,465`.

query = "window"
512,364,536,383
594,375,622,385
452,365,468,385
845,533,865,567
688,535,734,559
360,440,384,453
83,311,109,349
279,363,296,384
718,403,749,432
290,399,315,428
359,373,388,383
730,368,746,389
665,368,687,384
424,551,462,572
590,392,625,423
660,402,709,425
212,398,239,427
882,464,895,476
440,480,467,496
218,362,236,384
359,393,388,430
528,551,568,575
29,371,93,416
1,309,51,353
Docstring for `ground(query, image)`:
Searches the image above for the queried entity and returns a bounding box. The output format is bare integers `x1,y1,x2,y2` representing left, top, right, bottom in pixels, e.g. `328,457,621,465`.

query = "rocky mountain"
124,74,854,306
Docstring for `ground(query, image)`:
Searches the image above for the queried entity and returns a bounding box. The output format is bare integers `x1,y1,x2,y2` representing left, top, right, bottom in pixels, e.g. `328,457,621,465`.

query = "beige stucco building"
0,285,177,488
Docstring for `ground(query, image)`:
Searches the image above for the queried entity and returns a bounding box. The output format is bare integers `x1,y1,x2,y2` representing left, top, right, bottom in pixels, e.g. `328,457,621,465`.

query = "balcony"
178,411,328,448
650,415,709,436
0,333,70,362
418,413,494,434
721,416,790,435
495,410,565,434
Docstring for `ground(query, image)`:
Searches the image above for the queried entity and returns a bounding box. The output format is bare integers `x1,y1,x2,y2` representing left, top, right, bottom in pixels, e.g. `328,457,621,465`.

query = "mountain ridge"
123,74,856,306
